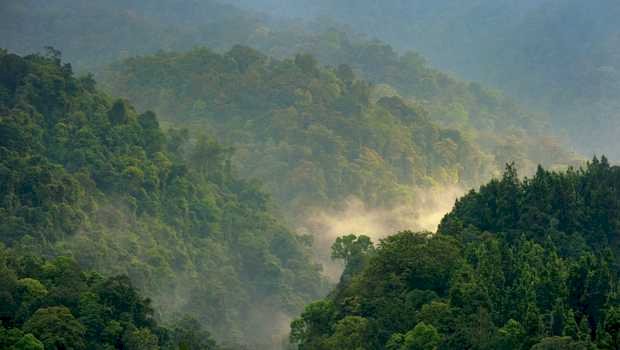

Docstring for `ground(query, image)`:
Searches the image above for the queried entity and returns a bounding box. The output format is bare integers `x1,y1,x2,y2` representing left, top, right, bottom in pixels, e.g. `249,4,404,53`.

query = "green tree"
123,328,159,350
23,307,86,350
331,234,374,266
530,336,589,350
402,322,441,350
171,317,218,350
495,319,525,350
11,334,44,350
290,300,335,350
328,316,370,350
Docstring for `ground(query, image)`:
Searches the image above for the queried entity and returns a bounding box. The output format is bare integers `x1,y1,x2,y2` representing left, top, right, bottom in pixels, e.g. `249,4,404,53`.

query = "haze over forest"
1,1,619,349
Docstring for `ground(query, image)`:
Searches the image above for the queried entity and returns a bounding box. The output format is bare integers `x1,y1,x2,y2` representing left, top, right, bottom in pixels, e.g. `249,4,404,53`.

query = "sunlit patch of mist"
299,186,465,281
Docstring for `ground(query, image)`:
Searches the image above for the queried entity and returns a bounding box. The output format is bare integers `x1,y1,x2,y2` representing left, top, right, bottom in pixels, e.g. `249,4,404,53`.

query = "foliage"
0,244,220,349
100,46,580,224
0,51,326,347
228,0,620,159
1,0,581,219
292,161,620,349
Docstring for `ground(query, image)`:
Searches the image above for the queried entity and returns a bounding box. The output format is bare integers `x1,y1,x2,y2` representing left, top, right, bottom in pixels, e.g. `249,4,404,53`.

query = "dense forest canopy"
3,0,618,158
0,0,589,158
223,0,620,160
99,46,579,229
292,160,620,349
1,1,617,349
0,244,220,350
0,50,327,348
0,0,270,70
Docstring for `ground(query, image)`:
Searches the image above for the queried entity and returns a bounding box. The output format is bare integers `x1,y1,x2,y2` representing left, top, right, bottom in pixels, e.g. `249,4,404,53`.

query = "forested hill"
0,0,588,166
0,49,328,348
0,246,219,349
0,0,267,70
100,46,579,224
292,159,620,349
0,0,563,136
225,0,620,160
3,0,615,159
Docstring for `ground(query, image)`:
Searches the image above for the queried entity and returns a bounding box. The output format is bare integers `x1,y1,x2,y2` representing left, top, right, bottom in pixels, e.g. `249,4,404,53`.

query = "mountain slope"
225,0,620,159
0,245,219,349
0,0,267,71
292,159,620,349
0,49,327,348
0,0,585,162
99,46,579,225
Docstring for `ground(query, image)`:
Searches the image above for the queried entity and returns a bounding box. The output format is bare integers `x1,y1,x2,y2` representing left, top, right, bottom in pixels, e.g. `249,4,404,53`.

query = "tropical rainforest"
0,50,326,348
292,159,620,349
0,0,618,349
224,0,620,159
99,45,580,225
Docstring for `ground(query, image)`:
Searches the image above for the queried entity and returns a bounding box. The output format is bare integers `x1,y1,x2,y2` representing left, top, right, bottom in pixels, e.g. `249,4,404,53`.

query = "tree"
123,328,159,350
11,334,44,350
108,99,133,125
602,306,620,349
290,300,335,350
171,317,217,350
331,234,374,282
402,322,441,350
331,234,374,266
530,337,589,350
328,316,370,350
23,307,86,350
336,64,355,86
295,54,319,75
494,319,525,350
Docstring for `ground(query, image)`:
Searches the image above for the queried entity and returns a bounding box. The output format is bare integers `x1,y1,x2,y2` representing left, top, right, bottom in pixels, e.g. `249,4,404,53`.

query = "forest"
223,0,620,159
291,160,620,349
0,0,618,349
0,50,326,348
98,45,579,227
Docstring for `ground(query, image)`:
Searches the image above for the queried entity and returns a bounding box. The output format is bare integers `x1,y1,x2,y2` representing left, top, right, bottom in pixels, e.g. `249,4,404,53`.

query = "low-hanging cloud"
299,186,465,281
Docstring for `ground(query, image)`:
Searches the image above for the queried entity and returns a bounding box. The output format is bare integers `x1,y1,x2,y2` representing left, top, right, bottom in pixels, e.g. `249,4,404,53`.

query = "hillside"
484,0,620,159
226,0,620,159
0,245,220,349
0,0,268,70
1,0,588,163
99,46,579,227
292,159,620,349
4,0,616,159
0,49,327,348
2,1,616,349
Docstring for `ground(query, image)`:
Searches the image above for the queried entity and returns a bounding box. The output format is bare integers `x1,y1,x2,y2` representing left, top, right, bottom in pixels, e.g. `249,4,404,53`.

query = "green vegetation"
292,159,620,349
3,0,614,158
0,0,264,70
100,46,578,223
2,2,611,349
1,0,582,176
231,0,620,159
0,49,327,347
0,245,219,349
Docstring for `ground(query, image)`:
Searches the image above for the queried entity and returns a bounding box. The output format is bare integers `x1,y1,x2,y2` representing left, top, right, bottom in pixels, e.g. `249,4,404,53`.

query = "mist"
220,0,620,161
299,186,465,281
2,1,618,349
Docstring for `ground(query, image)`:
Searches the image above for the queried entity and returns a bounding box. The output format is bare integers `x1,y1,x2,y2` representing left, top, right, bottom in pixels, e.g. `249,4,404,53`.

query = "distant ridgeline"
291,160,620,349
225,0,620,160
100,46,580,221
0,0,585,167
2,0,613,157
0,50,328,347
0,0,264,70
